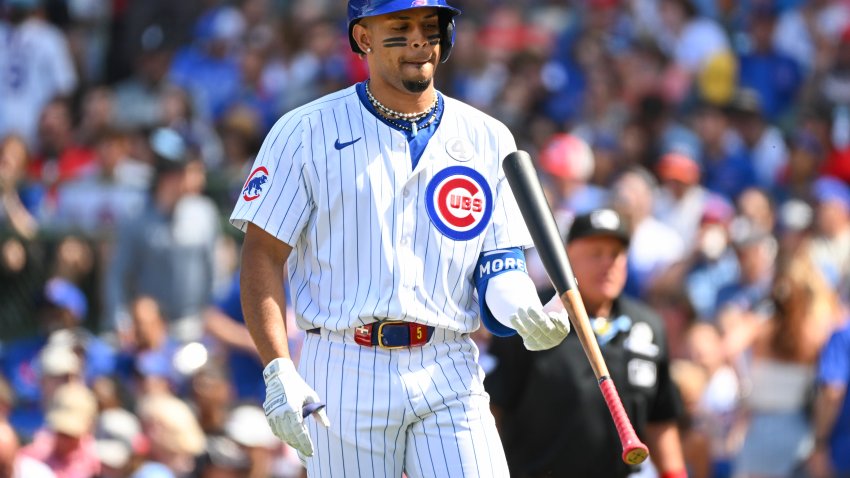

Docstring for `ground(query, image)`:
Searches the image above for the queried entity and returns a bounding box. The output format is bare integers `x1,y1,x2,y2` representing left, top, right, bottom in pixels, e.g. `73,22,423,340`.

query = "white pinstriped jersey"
230,84,532,334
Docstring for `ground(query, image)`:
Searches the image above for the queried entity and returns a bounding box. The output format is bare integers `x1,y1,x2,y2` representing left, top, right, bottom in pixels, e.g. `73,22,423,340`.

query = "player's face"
357,8,442,93
567,236,628,307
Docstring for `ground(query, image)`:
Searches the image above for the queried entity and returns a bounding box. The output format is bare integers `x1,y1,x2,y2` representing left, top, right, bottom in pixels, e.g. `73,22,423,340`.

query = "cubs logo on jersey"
426,166,493,241
242,166,269,201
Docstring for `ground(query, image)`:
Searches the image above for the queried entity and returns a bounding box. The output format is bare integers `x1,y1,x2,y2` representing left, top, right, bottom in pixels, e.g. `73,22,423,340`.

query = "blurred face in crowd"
612,172,654,224
0,421,17,477
96,135,131,178
38,100,75,155
659,0,688,34
53,432,83,459
737,188,775,233
0,135,28,188
40,372,79,408
693,106,728,150
352,7,442,94
567,236,628,310
735,239,776,284
686,323,726,372
815,200,850,237
751,14,776,53
131,296,166,350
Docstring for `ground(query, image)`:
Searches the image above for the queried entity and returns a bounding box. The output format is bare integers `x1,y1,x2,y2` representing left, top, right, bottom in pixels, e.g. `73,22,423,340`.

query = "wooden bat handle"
561,289,649,465
561,289,609,378
503,150,649,465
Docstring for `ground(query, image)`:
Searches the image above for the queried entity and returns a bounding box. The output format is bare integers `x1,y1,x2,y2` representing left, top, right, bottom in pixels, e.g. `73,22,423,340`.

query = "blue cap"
135,351,172,378
813,176,850,210
44,278,87,320
347,0,461,62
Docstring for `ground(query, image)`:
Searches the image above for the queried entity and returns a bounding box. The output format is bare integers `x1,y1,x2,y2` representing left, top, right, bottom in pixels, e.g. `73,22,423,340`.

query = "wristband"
661,471,688,478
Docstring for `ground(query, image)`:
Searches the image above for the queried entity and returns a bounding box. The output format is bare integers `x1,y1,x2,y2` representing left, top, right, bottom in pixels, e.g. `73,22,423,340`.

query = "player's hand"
262,357,330,457
511,306,571,351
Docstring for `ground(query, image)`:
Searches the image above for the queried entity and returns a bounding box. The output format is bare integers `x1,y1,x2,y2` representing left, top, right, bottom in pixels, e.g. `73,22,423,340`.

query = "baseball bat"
502,150,650,465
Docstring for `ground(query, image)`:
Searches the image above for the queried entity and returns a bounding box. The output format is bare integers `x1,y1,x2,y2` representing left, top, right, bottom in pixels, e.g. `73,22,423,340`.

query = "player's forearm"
812,384,846,449
203,307,259,354
645,421,686,475
240,223,294,365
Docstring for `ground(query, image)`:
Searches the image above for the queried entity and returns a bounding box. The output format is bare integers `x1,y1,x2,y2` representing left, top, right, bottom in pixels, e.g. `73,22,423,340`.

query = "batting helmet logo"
426,166,492,241
242,166,269,201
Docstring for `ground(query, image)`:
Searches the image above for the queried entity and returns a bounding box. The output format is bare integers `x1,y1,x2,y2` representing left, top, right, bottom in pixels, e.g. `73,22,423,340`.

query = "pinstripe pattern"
230,84,532,335
298,330,509,477
231,83,528,476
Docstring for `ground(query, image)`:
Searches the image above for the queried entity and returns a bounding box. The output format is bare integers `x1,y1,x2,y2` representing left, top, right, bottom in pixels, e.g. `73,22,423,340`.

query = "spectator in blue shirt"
737,4,803,122
809,319,850,478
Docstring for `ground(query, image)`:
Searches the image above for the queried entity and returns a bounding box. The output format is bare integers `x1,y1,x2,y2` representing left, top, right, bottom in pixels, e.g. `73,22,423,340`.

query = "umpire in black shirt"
485,209,686,478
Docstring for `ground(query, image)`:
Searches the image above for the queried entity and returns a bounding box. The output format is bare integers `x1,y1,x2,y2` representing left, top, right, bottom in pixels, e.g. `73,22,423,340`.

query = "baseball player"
230,1,571,476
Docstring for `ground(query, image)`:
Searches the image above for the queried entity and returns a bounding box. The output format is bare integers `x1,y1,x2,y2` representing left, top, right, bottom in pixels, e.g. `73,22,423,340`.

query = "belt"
306,321,435,349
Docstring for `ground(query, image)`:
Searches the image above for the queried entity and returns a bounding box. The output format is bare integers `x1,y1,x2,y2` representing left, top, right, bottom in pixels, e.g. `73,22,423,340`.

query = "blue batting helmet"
347,0,461,63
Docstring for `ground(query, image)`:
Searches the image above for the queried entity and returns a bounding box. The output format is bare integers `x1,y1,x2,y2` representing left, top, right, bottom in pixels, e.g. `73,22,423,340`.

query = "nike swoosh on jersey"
334,137,362,150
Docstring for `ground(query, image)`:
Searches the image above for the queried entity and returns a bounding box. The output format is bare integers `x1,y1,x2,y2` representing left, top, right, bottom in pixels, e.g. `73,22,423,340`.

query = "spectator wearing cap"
20,382,101,478
715,219,778,326
133,393,206,478
692,101,758,201
223,405,301,478
486,208,686,478
682,195,741,321
655,150,710,245
539,133,609,218
0,277,94,437
527,133,609,292
168,6,245,122
808,176,850,301
736,5,803,122
196,436,251,478
611,167,686,297
112,22,177,130
0,0,77,150
54,127,147,235
94,408,147,477
105,128,220,340
726,89,790,191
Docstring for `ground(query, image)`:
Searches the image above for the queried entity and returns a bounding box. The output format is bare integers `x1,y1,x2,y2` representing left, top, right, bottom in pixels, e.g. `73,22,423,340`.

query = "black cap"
567,209,630,246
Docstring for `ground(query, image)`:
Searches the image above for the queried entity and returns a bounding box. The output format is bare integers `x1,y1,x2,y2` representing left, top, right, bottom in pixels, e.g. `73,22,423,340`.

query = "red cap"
539,133,594,181
657,152,700,184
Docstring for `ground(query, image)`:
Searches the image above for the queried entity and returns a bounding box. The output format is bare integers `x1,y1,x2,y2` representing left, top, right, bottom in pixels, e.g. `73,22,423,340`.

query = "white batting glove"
510,307,571,351
262,358,330,457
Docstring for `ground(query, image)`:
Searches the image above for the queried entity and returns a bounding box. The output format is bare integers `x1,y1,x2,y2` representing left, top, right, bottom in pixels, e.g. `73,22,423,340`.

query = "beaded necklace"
365,80,438,134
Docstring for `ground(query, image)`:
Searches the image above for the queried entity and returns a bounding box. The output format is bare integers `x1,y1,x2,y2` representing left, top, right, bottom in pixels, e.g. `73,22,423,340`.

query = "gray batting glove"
510,307,571,351
262,358,330,457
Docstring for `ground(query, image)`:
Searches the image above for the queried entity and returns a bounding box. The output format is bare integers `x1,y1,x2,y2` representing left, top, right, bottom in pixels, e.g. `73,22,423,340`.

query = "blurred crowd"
1,0,850,476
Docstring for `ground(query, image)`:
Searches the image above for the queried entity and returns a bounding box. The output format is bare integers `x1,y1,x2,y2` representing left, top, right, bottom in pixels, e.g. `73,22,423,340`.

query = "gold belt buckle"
377,321,407,349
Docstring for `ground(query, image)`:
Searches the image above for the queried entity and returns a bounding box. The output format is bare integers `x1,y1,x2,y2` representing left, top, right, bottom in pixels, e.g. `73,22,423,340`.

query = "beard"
402,78,431,93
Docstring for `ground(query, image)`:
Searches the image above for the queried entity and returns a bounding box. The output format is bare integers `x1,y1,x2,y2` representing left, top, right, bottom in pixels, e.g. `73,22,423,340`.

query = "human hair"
768,242,840,362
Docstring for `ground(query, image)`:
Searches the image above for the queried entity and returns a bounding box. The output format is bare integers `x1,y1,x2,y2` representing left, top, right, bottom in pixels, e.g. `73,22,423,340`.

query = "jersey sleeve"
481,124,534,251
230,113,313,247
818,327,850,386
